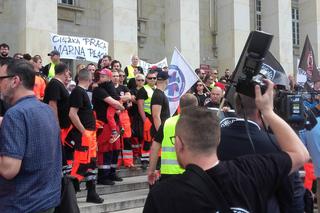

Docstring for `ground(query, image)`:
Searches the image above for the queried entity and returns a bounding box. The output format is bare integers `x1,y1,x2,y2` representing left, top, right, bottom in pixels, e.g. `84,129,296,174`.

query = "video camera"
274,90,318,130
228,31,273,98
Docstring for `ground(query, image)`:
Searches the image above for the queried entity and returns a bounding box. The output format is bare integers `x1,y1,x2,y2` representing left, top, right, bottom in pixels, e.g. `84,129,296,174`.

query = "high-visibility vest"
48,62,56,79
126,65,135,80
160,115,185,175
143,84,154,115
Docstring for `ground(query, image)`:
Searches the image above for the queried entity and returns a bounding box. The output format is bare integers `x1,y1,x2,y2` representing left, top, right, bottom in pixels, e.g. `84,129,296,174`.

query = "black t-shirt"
151,89,170,140
151,88,170,124
127,78,136,90
143,153,292,213
136,87,153,119
129,87,139,117
92,84,110,123
43,78,71,128
218,119,302,212
115,85,130,97
218,119,280,160
115,84,130,109
193,93,207,106
100,81,120,101
69,86,95,130
136,87,148,101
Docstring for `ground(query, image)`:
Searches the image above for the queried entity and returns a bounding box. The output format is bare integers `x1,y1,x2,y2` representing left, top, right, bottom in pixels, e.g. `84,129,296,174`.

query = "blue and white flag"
165,48,199,116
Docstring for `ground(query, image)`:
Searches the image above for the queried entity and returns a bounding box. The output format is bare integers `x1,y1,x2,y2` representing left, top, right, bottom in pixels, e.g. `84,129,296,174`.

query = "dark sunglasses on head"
147,77,157,80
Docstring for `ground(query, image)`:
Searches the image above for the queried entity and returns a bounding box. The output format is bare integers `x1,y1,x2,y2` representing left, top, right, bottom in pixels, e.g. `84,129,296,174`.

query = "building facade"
0,0,318,76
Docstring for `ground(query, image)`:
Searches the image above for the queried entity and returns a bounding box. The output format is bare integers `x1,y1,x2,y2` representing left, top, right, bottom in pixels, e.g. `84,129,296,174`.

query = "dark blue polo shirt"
0,96,62,212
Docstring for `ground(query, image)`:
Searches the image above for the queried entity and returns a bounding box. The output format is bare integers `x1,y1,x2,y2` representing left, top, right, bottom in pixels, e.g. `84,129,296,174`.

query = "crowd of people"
0,41,319,213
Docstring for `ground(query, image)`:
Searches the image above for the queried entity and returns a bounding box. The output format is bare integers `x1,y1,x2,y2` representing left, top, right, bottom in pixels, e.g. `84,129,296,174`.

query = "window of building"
58,0,74,5
292,7,299,46
255,0,262,31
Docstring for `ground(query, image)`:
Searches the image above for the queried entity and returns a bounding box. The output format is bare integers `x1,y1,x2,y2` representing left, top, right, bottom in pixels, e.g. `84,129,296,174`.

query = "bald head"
131,55,139,66
210,86,223,104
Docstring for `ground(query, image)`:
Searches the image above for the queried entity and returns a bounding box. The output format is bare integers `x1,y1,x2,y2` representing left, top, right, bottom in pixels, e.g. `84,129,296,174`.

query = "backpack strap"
185,164,233,213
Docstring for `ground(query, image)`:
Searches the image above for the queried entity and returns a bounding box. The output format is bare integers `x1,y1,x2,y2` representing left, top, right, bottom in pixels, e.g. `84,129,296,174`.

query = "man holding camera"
143,80,309,213
218,92,305,212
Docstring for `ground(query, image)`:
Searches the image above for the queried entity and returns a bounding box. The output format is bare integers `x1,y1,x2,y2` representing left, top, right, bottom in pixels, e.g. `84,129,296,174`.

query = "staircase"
77,167,148,213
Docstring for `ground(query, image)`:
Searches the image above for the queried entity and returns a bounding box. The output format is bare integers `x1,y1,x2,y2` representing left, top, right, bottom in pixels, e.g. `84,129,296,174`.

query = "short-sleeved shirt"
0,96,61,213
100,81,120,101
69,86,95,130
115,84,130,108
151,88,170,124
151,89,170,139
136,87,148,101
218,119,301,211
143,152,292,213
43,78,71,128
92,84,110,123
136,87,153,119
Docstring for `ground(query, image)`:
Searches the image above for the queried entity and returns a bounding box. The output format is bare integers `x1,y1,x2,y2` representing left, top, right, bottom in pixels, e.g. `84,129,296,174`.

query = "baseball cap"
99,68,113,78
157,71,169,80
48,50,60,56
214,82,225,90
149,66,163,73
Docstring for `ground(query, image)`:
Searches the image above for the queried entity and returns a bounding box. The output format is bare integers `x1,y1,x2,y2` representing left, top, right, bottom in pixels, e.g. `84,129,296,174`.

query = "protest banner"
139,58,168,74
50,33,108,63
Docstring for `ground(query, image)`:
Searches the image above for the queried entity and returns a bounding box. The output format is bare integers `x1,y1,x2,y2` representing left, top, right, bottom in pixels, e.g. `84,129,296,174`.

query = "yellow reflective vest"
143,84,154,115
126,65,135,80
48,62,56,79
160,115,185,175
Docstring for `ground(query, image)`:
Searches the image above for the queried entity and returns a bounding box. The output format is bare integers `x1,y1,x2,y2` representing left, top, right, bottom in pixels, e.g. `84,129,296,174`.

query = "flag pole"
173,47,211,93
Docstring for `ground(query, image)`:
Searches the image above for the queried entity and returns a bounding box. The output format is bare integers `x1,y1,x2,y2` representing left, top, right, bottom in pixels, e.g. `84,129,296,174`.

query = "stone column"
100,0,138,66
0,0,57,61
262,0,293,74
216,0,250,72
299,0,320,64
165,0,200,69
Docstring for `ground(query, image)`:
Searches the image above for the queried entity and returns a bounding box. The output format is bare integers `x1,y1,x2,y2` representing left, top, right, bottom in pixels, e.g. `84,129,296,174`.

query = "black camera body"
274,90,318,130
232,31,273,98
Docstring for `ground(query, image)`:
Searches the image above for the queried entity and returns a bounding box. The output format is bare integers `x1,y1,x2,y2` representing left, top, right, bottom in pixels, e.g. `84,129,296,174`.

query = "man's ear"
174,136,184,154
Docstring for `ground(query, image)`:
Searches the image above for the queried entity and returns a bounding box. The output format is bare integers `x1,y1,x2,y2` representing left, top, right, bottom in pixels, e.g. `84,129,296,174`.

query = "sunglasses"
0,75,14,79
136,79,145,82
147,77,157,80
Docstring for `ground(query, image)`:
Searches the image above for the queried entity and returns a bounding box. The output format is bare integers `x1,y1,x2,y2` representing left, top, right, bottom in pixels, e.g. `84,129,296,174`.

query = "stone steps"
77,175,148,198
110,207,143,213
78,166,149,213
78,189,148,213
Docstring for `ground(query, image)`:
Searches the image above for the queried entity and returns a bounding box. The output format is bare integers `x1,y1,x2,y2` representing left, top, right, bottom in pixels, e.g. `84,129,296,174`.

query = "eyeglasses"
147,77,157,80
169,136,177,145
0,75,14,80
136,79,144,82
